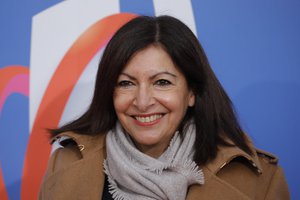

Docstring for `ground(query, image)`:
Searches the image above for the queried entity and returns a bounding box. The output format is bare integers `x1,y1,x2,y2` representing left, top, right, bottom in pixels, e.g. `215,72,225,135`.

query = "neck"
135,143,166,158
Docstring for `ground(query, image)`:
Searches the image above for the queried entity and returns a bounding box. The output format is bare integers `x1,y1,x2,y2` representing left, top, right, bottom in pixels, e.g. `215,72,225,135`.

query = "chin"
135,138,160,146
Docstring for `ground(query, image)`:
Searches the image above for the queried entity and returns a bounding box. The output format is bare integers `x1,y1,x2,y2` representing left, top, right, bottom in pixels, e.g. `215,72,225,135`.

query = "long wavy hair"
51,15,252,165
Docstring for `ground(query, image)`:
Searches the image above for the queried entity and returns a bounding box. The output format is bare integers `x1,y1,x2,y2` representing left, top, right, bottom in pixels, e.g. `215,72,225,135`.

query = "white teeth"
135,114,162,123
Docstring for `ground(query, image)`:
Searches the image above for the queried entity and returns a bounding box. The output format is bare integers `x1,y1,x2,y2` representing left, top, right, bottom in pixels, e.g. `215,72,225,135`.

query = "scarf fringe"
140,158,205,184
179,159,205,184
104,160,131,200
144,163,170,175
104,159,203,200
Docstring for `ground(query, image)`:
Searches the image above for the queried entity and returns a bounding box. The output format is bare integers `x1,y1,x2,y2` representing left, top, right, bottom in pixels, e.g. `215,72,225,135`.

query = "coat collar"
52,131,106,158
53,131,263,175
205,136,263,175
186,136,264,200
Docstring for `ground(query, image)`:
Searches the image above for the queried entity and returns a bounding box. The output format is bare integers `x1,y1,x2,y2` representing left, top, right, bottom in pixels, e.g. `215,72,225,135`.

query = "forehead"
121,45,181,76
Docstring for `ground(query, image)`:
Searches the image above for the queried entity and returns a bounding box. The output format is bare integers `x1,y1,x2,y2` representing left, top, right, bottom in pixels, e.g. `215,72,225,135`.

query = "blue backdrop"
0,0,299,199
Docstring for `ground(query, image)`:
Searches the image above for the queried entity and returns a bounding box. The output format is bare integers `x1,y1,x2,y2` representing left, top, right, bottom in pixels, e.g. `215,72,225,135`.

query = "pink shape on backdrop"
0,74,29,116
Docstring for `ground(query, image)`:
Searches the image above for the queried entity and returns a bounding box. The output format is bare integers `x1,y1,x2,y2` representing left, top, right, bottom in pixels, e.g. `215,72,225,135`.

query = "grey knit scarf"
103,122,204,200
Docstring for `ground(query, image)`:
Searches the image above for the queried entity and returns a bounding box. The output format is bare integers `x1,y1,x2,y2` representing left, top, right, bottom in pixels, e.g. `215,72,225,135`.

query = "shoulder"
202,144,290,199
255,148,278,164
206,144,280,180
39,131,107,199
45,131,107,177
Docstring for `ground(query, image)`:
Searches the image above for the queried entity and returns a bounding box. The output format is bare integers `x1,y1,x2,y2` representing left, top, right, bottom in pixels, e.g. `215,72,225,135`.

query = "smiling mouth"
134,114,163,123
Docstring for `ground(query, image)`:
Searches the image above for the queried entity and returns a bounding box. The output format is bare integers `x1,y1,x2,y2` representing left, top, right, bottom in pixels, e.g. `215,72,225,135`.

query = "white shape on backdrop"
59,49,104,127
153,0,197,35
30,0,196,133
30,0,120,131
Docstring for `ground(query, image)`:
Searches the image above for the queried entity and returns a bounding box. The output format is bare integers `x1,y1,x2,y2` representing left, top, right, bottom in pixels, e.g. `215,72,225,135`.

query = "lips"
133,114,163,123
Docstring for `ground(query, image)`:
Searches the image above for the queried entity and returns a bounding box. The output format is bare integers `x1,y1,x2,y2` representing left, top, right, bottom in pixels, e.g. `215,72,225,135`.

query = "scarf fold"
103,122,204,200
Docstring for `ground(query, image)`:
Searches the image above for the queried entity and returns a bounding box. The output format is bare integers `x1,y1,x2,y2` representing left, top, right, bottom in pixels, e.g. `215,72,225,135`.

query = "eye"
117,80,134,88
155,79,172,87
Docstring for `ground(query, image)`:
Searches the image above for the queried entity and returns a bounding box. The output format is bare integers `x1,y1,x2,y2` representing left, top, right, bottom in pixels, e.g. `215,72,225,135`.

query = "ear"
188,90,195,107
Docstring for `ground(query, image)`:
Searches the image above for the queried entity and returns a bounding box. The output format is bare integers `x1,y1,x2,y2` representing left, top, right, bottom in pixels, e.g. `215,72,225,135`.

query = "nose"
133,85,155,112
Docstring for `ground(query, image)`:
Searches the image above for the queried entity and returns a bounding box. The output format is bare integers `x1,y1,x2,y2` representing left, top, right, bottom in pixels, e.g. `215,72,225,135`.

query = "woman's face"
113,45,195,158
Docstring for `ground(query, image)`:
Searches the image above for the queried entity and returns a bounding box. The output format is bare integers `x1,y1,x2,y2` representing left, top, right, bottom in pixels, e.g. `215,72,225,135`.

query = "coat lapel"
186,167,251,200
186,137,263,200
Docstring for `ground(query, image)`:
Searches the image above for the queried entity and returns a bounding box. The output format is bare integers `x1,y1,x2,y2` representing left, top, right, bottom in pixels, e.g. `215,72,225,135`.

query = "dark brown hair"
51,15,252,164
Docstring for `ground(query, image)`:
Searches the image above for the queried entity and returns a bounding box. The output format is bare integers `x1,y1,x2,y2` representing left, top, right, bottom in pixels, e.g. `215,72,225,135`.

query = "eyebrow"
119,71,177,80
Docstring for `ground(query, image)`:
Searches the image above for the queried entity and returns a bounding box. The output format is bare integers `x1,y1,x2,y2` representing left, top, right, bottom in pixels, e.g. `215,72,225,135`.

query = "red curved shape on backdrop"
0,165,9,200
21,13,137,200
0,65,29,200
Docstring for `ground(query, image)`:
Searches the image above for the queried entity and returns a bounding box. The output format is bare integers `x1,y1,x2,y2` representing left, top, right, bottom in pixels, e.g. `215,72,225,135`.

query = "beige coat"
39,132,290,200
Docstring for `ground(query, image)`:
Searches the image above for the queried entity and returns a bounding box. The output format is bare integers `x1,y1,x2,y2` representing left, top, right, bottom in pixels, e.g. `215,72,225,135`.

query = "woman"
39,15,290,200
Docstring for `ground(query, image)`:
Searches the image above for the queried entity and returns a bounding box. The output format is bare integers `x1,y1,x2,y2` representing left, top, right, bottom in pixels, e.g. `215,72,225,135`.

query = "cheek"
156,92,189,113
113,93,131,113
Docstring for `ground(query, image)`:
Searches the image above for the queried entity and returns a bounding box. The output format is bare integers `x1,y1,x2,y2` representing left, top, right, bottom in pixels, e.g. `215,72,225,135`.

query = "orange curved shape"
0,165,9,200
21,13,137,200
